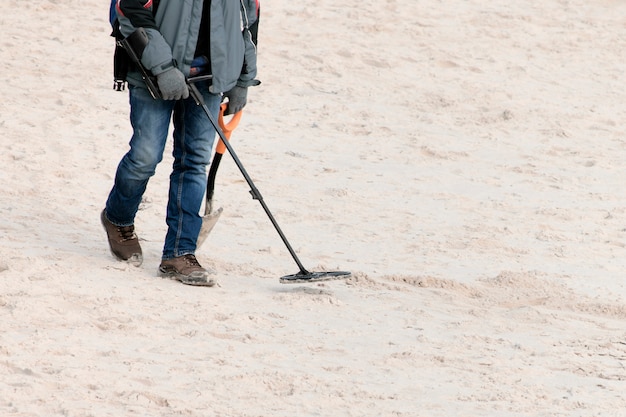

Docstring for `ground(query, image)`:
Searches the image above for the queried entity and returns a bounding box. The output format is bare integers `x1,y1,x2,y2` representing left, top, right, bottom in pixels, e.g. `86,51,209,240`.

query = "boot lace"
184,254,201,267
117,225,137,241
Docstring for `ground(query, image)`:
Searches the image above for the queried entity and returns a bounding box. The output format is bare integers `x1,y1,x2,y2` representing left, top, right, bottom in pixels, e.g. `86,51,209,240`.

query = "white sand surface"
1,0,625,416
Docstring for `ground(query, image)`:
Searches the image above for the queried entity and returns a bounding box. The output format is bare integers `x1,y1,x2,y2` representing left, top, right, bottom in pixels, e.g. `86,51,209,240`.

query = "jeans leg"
163,82,222,259
106,85,175,226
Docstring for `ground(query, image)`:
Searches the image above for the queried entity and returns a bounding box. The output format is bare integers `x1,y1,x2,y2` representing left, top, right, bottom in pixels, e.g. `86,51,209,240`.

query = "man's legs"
162,81,221,259
106,85,175,226
159,81,221,286
103,85,174,265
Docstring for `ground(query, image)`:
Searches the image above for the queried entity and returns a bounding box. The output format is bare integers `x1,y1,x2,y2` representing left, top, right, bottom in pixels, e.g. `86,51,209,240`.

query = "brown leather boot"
158,254,216,287
100,210,143,266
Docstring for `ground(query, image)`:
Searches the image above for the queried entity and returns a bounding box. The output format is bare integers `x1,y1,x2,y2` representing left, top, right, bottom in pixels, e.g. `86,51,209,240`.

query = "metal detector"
186,78,351,284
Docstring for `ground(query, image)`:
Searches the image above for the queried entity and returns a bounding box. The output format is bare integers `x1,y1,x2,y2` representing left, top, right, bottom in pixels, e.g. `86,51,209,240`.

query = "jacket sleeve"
238,0,261,87
116,0,175,76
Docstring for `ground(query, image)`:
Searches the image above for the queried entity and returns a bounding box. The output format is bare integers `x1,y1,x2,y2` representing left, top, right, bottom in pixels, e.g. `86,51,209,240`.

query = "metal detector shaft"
187,81,310,275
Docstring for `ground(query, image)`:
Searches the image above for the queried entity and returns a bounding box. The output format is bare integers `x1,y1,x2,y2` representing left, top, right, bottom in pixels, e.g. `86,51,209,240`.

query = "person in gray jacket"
101,0,260,286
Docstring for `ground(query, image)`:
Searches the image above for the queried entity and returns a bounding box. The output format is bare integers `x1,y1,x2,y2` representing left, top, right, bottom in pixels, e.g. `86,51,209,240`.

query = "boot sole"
158,269,216,287
114,251,143,267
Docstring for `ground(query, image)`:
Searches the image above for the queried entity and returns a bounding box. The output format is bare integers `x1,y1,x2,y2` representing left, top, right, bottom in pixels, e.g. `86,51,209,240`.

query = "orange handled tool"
197,104,243,248
216,103,242,153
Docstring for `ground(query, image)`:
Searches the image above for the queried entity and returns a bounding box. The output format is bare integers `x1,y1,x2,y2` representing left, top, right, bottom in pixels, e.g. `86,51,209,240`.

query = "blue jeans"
105,81,221,260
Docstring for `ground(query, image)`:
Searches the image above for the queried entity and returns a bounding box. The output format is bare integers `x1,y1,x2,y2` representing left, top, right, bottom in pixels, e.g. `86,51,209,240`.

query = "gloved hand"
156,67,189,100
223,86,248,115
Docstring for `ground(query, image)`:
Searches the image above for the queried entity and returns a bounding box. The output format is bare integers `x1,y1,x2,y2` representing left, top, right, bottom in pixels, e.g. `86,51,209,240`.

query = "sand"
1,0,625,416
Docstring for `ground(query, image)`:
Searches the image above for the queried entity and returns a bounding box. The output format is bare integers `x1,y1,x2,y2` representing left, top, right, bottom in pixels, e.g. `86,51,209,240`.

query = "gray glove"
223,86,248,115
156,67,189,100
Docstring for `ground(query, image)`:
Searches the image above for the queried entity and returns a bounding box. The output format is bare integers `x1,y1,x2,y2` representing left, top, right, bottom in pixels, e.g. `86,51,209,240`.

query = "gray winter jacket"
117,0,259,94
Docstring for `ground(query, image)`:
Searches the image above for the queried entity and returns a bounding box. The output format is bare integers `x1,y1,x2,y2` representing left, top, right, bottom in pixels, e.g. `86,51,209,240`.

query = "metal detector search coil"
280,270,352,284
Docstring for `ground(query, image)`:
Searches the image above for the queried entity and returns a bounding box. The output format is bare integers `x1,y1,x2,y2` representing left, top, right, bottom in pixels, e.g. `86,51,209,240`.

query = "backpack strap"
110,0,160,92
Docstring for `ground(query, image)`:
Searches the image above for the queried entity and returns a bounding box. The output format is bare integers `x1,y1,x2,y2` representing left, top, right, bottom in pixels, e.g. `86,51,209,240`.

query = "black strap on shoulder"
111,1,159,91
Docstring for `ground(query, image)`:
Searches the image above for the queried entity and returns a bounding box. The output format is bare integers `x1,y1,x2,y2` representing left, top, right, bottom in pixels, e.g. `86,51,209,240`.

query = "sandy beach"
1,0,626,415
